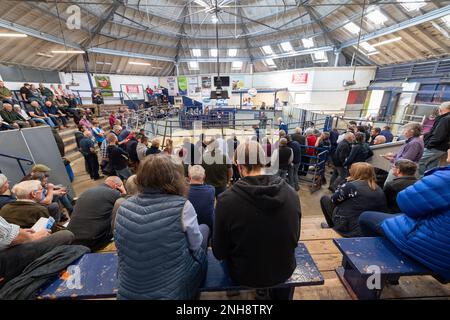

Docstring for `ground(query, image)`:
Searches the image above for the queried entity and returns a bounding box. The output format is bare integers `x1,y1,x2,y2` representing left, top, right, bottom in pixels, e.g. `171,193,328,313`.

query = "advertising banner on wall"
94,75,113,96
120,84,145,100
231,76,245,90
188,76,199,95
178,76,188,95
291,72,309,84
166,77,177,96
201,76,211,89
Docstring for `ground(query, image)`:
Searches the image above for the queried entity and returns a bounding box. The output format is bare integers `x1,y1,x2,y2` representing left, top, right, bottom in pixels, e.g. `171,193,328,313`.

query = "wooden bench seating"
333,237,448,300
37,243,323,300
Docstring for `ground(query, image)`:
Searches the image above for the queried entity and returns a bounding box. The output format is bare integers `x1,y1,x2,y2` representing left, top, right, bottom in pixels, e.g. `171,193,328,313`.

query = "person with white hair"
188,165,215,233
418,102,450,176
373,134,386,145
13,104,38,127
67,176,125,250
0,174,16,209
290,127,306,146
0,180,50,228
278,117,288,134
0,103,30,128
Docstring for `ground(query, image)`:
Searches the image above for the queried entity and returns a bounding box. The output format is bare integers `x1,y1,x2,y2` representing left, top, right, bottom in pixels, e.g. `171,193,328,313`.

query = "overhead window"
188,61,199,70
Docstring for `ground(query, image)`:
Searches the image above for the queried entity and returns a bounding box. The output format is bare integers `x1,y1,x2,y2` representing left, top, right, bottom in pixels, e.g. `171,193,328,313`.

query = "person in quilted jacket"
359,165,450,281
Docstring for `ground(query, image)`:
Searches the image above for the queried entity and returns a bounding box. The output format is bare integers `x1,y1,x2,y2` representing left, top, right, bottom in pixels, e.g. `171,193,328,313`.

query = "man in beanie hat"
21,164,51,182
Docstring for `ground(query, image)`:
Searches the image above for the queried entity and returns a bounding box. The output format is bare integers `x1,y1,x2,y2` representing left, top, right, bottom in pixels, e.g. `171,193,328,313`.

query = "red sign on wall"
125,85,140,93
291,72,308,84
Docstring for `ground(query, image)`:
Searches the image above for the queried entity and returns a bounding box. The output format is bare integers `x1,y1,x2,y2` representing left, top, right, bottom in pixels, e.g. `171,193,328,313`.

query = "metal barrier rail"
0,153,34,176
297,145,330,193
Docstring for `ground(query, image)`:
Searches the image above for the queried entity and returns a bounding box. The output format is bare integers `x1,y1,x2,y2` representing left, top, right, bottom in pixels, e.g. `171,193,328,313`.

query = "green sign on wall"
178,76,188,95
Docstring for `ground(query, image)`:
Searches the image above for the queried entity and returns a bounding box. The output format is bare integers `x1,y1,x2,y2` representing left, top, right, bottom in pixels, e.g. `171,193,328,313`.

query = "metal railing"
0,153,33,176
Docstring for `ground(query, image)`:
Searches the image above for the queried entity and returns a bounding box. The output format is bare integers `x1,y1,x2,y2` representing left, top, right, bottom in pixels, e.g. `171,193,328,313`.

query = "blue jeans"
289,163,300,190
54,194,73,214
358,211,401,237
30,118,46,125
418,148,446,177
42,117,56,127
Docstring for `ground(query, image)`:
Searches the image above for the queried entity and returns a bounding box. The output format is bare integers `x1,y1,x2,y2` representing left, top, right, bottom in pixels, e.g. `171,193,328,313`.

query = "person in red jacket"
108,111,117,129
300,128,317,175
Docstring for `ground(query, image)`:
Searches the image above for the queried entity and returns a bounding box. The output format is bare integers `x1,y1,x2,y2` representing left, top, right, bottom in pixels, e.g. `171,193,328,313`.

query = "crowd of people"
0,81,107,132
0,100,449,299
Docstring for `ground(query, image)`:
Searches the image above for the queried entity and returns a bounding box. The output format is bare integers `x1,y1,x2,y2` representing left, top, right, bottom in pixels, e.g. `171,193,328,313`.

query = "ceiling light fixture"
372,37,402,47
359,41,377,53
36,52,54,58
51,50,85,54
129,61,151,66
0,33,28,38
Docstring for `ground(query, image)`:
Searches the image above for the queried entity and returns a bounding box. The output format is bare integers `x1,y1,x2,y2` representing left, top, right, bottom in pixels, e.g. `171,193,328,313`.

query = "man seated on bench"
383,159,418,213
359,164,450,282
0,216,74,289
213,141,301,300
67,176,126,251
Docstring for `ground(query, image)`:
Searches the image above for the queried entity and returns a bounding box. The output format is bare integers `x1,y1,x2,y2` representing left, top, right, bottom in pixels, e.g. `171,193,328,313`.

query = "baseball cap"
32,164,51,173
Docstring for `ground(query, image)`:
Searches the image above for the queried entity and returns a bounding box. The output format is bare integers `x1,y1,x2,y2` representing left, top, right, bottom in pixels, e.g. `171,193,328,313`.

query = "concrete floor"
71,155,331,218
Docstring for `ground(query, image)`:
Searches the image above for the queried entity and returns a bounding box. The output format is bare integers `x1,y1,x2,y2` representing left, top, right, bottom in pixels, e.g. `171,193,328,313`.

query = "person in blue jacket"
359,165,450,281
278,117,288,134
